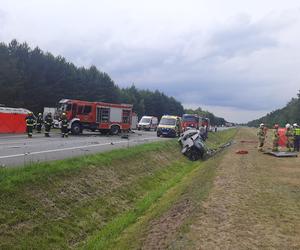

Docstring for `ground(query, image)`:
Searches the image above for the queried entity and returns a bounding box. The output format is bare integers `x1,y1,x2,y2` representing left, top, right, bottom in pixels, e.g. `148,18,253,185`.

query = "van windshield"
160,118,176,126
140,118,151,123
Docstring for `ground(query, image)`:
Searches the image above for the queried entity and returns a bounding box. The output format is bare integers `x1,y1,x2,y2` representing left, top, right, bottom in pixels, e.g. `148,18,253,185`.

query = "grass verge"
84,129,237,249
111,151,225,250
0,129,237,249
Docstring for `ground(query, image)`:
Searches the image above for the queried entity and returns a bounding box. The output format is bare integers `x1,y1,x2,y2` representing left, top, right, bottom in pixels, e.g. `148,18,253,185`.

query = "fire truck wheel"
110,125,120,135
71,123,82,135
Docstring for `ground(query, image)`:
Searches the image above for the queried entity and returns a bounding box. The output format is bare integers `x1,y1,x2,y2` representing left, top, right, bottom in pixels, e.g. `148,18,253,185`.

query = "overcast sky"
1,0,299,122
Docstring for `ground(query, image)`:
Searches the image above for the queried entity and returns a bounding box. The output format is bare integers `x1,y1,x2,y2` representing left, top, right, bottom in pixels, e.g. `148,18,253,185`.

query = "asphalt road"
0,130,165,168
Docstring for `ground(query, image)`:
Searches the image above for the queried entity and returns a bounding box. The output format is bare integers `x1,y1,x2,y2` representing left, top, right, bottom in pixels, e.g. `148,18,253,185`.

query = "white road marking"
0,137,158,159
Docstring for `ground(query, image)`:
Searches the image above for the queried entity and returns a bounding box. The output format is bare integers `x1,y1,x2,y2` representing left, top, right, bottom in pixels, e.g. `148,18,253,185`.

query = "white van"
138,116,158,131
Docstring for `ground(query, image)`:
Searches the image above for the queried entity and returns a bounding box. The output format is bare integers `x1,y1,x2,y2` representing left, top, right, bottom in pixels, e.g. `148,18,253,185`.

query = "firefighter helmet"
259,123,264,128
293,123,298,127
285,123,291,128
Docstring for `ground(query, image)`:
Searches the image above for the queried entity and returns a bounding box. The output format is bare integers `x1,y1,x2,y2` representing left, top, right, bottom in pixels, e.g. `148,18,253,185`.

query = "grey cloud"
205,15,279,59
11,5,297,122
140,78,282,112
0,9,7,38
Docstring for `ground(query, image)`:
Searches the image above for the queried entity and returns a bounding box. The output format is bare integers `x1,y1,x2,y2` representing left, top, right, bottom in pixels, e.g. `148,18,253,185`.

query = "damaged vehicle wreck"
178,129,210,161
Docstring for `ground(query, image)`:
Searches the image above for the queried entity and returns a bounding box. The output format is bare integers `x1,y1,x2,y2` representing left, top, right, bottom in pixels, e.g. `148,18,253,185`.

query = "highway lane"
0,127,233,168
0,130,165,168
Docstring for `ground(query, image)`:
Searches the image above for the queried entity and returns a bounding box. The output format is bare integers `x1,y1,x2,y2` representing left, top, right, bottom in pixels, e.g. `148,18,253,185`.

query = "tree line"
247,92,300,127
0,40,185,118
0,39,228,124
184,107,227,126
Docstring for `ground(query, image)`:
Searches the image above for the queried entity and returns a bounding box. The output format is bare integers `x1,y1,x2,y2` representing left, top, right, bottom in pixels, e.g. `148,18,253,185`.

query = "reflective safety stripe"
295,128,300,136
27,124,34,126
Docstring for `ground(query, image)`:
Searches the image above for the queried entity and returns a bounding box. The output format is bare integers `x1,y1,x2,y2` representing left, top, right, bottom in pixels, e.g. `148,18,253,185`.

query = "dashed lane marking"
0,137,160,159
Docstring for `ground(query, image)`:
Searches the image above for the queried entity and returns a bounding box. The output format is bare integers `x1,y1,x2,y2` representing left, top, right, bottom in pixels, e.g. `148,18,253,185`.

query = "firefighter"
272,124,280,152
257,123,266,152
285,123,294,152
60,113,69,138
36,113,43,133
25,112,35,138
293,123,300,152
44,112,53,137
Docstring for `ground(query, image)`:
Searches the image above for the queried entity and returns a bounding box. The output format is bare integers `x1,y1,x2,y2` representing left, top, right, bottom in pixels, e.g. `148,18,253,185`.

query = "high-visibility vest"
295,128,300,136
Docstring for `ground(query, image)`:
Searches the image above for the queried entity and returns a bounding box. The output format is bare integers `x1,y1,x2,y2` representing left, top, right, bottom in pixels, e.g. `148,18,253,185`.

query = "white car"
53,119,60,128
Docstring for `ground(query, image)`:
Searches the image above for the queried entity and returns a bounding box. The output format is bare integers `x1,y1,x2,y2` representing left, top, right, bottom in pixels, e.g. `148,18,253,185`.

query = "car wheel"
188,148,201,161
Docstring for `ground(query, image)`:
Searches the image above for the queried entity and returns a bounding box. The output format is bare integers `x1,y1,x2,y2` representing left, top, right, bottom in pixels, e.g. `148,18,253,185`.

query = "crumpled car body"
178,129,209,161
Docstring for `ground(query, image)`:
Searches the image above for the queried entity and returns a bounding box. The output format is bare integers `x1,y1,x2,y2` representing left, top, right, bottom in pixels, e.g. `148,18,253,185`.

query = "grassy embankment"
0,129,237,249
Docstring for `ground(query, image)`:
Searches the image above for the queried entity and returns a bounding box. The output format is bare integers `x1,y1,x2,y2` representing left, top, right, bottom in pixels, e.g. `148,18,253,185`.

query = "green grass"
205,128,236,149
111,152,224,250
83,161,199,250
0,141,169,192
0,129,237,249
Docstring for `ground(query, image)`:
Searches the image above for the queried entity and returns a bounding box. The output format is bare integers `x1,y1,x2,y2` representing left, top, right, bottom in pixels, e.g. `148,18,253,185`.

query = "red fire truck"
181,114,210,132
182,114,200,131
199,117,210,128
56,99,133,135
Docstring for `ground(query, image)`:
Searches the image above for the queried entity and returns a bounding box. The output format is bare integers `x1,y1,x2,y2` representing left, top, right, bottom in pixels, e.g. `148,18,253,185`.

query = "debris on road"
240,140,258,143
121,134,129,139
264,151,298,157
236,150,248,154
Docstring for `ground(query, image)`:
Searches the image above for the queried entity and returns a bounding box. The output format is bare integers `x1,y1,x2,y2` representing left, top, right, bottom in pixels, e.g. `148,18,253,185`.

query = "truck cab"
182,114,199,131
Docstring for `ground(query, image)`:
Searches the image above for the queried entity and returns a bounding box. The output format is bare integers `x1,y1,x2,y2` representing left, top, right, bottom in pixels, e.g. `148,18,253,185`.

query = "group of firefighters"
25,112,69,138
257,123,300,152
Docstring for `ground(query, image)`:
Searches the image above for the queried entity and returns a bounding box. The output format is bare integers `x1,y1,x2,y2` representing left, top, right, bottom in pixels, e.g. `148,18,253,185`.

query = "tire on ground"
71,122,82,135
188,147,201,161
110,125,120,135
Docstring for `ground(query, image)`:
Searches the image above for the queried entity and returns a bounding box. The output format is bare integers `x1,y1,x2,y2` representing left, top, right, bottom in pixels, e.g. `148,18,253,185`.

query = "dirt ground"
142,128,300,249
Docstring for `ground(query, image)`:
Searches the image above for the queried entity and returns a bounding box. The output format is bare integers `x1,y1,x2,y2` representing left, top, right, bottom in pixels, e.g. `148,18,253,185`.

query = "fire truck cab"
182,114,200,131
57,99,133,135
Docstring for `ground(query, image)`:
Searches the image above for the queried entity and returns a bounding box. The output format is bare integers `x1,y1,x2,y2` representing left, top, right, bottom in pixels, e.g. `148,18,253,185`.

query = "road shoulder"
171,127,300,249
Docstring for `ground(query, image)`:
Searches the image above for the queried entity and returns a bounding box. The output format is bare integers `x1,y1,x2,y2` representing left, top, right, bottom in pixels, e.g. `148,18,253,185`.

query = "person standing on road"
36,113,43,133
60,113,69,138
285,123,294,152
25,112,35,138
44,112,53,137
257,123,266,152
293,123,300,152
272,124,280,152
